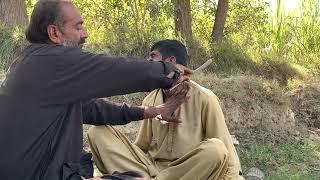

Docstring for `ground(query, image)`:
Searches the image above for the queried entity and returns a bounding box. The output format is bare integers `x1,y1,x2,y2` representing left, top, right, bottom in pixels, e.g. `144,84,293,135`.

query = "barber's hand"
144,82,190,123
158,82,190,123
175,64,193,83
166,64,192,83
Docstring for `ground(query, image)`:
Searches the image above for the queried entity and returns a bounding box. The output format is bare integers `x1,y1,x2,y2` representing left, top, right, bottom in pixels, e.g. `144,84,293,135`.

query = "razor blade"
169,59,213,91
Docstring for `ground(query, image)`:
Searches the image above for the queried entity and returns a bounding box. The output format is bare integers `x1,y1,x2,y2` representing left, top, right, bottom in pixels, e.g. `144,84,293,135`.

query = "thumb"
160,116,181,124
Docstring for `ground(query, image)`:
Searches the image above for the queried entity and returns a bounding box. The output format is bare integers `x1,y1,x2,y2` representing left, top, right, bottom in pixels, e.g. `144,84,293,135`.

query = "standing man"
0,1,191,180
88,39,243,180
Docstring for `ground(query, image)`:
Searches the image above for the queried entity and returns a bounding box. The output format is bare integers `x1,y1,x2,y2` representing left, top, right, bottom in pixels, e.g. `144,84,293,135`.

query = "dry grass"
288,80,320,129
191,73,297,142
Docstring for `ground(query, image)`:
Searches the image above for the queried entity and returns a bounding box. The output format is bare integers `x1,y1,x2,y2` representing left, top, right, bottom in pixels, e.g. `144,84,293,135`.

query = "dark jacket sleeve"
43,46,178,104
82,99,144,125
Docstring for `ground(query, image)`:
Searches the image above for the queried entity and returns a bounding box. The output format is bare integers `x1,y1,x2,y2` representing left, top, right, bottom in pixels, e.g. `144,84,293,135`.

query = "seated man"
88,39,242,180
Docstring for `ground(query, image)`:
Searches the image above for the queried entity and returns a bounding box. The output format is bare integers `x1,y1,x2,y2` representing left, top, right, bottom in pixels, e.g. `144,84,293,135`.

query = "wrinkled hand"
159,82,190,123
144,82,190,123
175,64,193,83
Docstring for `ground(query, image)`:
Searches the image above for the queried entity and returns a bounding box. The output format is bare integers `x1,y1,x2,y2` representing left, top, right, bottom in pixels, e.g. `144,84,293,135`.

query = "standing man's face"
48,3,88,48
60,4,88,47
148,49,176,64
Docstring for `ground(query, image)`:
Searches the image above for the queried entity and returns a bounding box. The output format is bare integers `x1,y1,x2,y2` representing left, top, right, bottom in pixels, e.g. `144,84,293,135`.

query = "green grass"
259,0,320,73
267,174,320,180
239,139,320,179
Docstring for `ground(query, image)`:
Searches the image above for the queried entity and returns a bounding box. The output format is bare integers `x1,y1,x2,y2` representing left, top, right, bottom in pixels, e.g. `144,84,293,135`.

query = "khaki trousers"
88,126,232,180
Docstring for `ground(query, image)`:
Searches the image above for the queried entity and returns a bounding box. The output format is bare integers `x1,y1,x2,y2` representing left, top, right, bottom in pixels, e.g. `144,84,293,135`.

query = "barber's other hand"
144,82,190,123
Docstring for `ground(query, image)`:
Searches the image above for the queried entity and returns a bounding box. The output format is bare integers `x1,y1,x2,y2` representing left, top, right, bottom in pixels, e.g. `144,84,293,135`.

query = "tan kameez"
88,81,242,180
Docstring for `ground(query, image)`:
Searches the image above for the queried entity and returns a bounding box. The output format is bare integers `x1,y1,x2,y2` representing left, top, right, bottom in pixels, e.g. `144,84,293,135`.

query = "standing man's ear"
47,25,63,44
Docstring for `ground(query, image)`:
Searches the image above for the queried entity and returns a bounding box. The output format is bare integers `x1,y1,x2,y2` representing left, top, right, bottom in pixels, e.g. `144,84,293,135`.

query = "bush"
0,24,27,71
256,55,302,85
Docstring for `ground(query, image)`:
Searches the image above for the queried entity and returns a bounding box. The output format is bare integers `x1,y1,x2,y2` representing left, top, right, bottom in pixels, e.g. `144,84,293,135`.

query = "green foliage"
225,0,269,47
190,0,216,42
73,0,175,57
209,41,256,74
0,24,26,71
254,0,320,72
25,0,36,18
22,0,320,78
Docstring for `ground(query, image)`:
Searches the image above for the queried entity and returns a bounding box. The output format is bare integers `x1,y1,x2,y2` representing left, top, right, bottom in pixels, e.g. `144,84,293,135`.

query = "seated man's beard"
62,38,85,48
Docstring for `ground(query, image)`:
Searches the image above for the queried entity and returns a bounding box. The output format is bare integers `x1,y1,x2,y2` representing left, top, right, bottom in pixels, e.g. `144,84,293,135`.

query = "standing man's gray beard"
62,39,81,48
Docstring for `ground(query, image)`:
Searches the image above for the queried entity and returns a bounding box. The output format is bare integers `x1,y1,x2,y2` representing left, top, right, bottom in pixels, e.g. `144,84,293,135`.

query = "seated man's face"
148,49,163,62
148,49,176,64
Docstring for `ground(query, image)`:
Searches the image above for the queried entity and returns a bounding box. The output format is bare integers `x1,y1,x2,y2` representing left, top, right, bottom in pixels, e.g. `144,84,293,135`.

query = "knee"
87,126,104,140
199,138,229,164
87,126,115,143
87,126,124,149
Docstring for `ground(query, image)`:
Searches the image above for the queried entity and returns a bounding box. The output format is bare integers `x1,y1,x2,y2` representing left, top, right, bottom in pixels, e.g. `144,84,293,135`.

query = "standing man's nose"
81,28,88,39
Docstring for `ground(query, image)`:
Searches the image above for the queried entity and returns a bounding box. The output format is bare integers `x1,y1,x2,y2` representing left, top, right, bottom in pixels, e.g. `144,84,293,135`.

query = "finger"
177,76,190,84
172,82,188,96
176,89,187,98
172,83,187,97
175,95,190,105
180,83,189,95
175,64,193,75
171,83,182,95
164,87,189,107
183,67,193,75
174,86,189,98
181,76,190,82
162,116,181,123
166,95,189,111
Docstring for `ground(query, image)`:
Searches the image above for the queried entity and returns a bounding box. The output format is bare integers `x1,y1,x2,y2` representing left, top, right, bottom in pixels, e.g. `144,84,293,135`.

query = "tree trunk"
0,0,28,27
212,0,229,43
173,0,192,40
